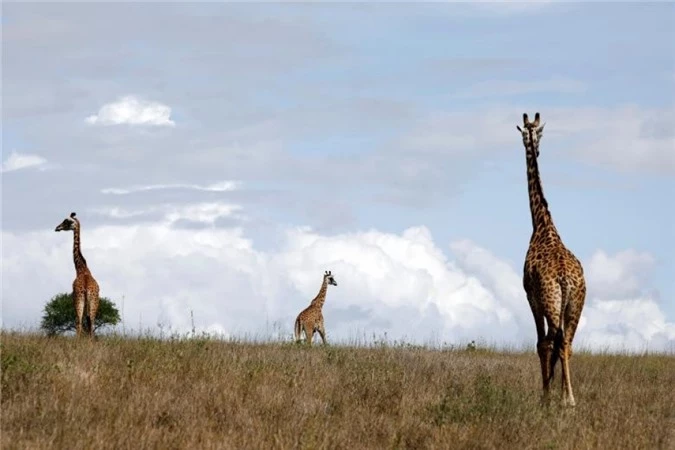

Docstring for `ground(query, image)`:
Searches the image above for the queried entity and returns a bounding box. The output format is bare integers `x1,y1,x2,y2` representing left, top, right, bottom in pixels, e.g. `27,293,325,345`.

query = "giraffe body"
56,212,100,339
294,271,337,345
518,113,586,406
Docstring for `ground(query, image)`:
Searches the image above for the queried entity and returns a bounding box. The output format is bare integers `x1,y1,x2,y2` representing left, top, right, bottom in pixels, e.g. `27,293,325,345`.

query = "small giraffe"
55,212,100,339
294,271,338,345
517,113,586,407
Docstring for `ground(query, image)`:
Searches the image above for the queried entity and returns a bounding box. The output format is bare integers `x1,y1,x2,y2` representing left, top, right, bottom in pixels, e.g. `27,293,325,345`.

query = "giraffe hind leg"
561,301,580,407
86,283,100,339
306,325,314,346
73,290,86,338
531,308,552,405
538,322,559,404
317,324,327,345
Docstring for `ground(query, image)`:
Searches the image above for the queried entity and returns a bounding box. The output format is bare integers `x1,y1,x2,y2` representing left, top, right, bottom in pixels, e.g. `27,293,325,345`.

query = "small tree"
41,292,121,336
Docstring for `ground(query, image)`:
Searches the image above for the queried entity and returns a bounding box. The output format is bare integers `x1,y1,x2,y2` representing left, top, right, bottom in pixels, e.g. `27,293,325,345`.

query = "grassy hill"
1,332,673,449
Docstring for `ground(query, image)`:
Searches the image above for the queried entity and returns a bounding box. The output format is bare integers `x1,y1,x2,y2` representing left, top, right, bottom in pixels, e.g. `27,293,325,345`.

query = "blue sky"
2,2,674,350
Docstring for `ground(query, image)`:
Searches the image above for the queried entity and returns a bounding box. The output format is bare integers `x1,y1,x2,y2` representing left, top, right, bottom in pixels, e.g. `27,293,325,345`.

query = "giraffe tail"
294,317,302,343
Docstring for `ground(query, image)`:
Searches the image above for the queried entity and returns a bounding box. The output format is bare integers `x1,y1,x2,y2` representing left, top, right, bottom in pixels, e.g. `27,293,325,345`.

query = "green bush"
40,292,121,336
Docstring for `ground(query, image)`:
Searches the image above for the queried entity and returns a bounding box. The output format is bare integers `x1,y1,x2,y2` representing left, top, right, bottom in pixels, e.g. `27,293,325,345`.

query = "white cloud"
586,249,655,299
1,213,672,352
91,202,246,225
100,180,240,195
579,298,675,353
1,150,47,173
85,95,175,127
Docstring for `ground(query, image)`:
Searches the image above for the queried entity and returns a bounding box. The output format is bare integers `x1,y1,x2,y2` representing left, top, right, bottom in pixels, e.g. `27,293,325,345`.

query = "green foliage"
40,292,121,336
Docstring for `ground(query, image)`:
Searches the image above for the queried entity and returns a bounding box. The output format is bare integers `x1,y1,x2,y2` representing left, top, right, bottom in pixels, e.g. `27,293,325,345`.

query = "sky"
2,1,674,352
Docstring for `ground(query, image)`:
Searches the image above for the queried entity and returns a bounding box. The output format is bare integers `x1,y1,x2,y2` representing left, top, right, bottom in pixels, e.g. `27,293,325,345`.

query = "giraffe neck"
310,279,328,309
525,142,556,233
72,226,89,274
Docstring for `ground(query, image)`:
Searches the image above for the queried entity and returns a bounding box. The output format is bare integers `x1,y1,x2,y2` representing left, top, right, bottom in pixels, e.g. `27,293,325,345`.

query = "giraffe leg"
87,284,100,340
307,327,314,346
529,302,551,405
538,320,559,405
560,340,575,407
317,324,327,345
561,297,582,407
73,289,86,338
537,337,553,404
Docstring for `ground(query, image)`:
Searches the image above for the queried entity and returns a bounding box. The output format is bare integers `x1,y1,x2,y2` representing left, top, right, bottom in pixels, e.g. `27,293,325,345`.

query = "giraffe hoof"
563,397,576,408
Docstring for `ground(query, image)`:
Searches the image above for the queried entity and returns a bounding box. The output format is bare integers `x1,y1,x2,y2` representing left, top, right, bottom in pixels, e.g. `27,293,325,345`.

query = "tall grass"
1,332,673,449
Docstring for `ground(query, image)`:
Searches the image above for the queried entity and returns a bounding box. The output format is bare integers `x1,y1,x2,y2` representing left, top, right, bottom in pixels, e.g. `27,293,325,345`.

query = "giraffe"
55,212,100,339
294,271,338,345
517,112,586,407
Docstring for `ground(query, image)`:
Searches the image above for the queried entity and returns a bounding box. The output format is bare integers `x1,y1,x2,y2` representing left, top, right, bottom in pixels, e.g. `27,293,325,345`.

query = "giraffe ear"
516,125,523,133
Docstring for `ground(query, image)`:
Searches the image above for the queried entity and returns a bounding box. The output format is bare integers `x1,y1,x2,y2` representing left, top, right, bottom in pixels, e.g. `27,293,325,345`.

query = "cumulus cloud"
100,180,241,195
1,150,47,173
1,212,672,352
85,95,175,127
585,249,655,299
580,298,675,353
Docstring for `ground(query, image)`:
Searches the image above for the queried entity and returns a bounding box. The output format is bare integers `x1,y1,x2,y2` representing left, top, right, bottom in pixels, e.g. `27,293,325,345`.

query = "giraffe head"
324,270,338,286
55,212,80,232
516,112,546,157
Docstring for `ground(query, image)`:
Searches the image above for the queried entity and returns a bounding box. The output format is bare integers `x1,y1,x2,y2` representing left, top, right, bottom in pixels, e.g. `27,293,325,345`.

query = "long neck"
310,279,328,308
72,226,89,273
525,143,554,232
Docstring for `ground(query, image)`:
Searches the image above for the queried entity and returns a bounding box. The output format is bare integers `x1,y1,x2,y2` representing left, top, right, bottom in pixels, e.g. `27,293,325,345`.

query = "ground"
1,332,673,449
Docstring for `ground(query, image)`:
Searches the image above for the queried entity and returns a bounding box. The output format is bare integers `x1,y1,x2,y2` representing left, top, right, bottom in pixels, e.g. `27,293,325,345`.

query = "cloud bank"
2,213,672,353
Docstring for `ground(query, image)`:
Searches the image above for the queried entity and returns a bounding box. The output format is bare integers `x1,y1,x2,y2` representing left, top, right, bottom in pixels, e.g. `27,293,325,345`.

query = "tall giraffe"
517,113,586,407
55,212,100,339
294,271,338,345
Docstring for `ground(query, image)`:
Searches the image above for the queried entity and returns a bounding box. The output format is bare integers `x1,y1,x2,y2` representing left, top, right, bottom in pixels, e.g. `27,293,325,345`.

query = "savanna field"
1,332,673,450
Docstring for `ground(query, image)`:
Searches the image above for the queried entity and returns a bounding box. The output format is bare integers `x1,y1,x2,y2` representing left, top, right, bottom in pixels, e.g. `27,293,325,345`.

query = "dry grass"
1,332,674,450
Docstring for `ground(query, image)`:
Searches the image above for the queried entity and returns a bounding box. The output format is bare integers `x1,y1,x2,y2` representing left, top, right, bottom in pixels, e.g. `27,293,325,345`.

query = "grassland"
1,332,673,450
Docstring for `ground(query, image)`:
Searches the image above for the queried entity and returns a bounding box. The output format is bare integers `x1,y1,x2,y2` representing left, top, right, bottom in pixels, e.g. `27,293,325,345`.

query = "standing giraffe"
55,212,100,339
294,271,338,345
517,113,586,407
